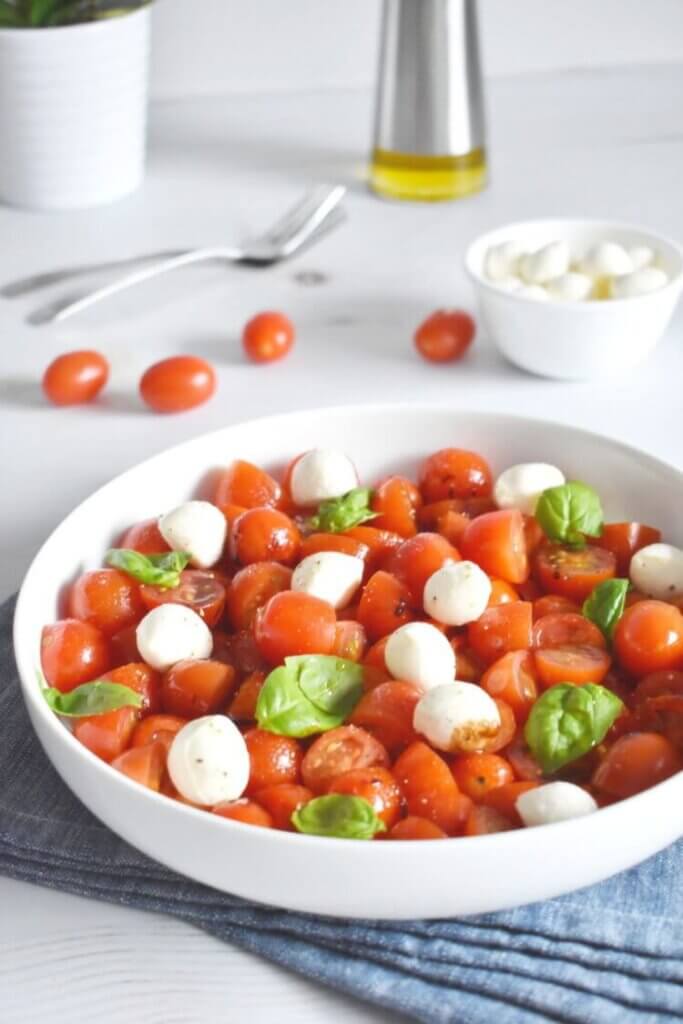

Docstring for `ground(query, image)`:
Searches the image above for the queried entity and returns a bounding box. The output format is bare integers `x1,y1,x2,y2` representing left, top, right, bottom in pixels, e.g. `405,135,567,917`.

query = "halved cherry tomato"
461,509,528,584
245,729,302,793
594,522,662,575
449,636,484,683
301,532,370,562
328,767,402,828
242,311,295,363
162,659,236,717
517,578,542,602
139,570,226,628
301,725,390,794
214,460,282,510
350,681,422,754
482,780,539,825
475,700,517,754
343,526,403,574
451,753,514,802
112,741,166,791
523,515,545,556
534,544,616,603
213,799,274,827
214,630,268,675
68,568,144,637
131,714,187,749
109,624,141,666
362,637,392,688
614,601,683,677
467,602,533,665
418,497,495,531
532,594,580,620
387,533,460,604
230,507,301,566
634,670,683,705
254,784,313,830
464,805,515,836
592,732,682,798
357,571,415,641
481,651,538,723
389,816,448,840
73,706,139,763
504,734,544,781
532,613,606,651
414,309,476,364
118,518,170,555
42,350,109,406
534,645,611,687
332,620,367,662
371,476,422,538
41,619,111,693
254,590,336,663
139,356,216,413
393,741,472,834
104,662,161,716
419,449,493,502
226,562,292,630
228,671,266,720
488,579,519,607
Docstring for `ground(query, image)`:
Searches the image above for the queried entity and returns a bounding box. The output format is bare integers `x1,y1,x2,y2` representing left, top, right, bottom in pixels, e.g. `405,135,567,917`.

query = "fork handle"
1,250,189,298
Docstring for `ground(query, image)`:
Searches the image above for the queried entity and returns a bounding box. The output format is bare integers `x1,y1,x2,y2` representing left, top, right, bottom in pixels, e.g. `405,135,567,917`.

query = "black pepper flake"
195,758,204,764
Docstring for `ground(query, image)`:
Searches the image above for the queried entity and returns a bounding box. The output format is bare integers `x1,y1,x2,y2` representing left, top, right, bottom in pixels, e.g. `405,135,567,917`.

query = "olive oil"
370,146,487,203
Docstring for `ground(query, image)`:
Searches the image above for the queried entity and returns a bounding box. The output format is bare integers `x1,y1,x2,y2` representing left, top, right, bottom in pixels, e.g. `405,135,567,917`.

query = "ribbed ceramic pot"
0,7,150,210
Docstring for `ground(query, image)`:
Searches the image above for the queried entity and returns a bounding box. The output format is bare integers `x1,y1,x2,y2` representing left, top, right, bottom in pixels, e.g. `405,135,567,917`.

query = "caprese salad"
39,447,683,840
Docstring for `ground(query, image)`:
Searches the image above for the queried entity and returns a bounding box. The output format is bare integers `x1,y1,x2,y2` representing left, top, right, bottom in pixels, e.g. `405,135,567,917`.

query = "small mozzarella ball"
494,462,566,516
516,284,550,302
611,266,669,299
292,551,364,609
168,716,249,806
423,561,491,627
516,782,597,827
579,241,633,279
546,272,593,302
630,543,683,599
413,682,501,753
159,500,227,569
385,622,456,693
484,240,526,282
628,245,655,271
136,604,213,671
494,275,523,293
520,241,570,285
290,449,359,507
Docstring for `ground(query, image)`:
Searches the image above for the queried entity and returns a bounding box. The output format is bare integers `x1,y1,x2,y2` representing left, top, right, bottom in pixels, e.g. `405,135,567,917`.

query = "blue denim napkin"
2,596,682,1023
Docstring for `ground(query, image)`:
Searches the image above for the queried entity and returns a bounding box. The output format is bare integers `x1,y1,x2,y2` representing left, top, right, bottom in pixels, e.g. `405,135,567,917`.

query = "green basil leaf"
292,795,386,839
524,683,623,774
582,578,630,641
255,666,341,737
106,548,190,589
308,488,377,534
286,655,363,718
535,481,603,547
42,680,143,717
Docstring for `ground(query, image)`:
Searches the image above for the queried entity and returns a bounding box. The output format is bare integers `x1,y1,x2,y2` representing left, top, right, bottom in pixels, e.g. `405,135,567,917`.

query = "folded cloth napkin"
2,596,682,1024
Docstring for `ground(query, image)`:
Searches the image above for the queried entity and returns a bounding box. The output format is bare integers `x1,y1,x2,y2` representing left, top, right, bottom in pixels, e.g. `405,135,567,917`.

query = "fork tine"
260,185,346,248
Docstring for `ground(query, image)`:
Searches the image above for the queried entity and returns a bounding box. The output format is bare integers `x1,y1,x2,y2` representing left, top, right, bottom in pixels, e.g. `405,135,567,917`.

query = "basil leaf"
106,548,190,589
583,578,629,641
286,655,363,718
42,680,143,717
308,488,377,534
292,795,386,839
535,481,603,547
524,683,623,774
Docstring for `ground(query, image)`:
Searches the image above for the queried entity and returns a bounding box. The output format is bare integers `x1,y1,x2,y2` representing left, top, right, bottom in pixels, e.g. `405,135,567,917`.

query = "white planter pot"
0,8,150,210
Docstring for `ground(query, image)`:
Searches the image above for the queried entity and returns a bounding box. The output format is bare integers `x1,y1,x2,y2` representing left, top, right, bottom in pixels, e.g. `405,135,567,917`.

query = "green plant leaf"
106,548,190,589
535,481,603,547
582,578,630,641
308,488,377,534
286,655,363,718
255,656,364,738
292,795,386,839
42,680,142,717
524,683,623,774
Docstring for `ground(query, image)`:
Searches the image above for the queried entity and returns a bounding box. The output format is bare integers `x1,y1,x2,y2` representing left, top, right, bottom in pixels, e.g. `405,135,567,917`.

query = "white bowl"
465,219,683,380
14,406,683,920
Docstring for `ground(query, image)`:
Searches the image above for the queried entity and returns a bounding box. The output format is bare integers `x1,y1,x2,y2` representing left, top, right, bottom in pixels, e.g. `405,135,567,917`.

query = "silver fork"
20,184,346,325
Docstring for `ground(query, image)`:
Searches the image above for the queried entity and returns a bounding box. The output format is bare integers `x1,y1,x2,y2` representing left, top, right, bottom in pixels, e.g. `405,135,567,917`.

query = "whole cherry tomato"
594,522,662,575
254,590,336,663
242,311,295,363
42,350,109,406
301,725,390,794
41,619,110,692
614,601,683,677
68,568,144,637
357,570,415,641
214,460,282,509
119,518,170,555
227,562,293,630
244,728,303,793
451,753,514,802
350,681,422,753
371,476,422,537
230,508,301,566
419,448,493,502
414,309,476,364
388,532,460,605
139,356,216,413
592,732,682,798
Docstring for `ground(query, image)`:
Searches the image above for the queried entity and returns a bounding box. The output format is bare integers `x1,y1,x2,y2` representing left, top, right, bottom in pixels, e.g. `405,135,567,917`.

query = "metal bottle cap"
373,0,485,157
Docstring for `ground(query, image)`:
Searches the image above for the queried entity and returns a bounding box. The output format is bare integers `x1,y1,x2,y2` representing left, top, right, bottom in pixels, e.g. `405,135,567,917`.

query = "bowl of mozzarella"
465,219,683,379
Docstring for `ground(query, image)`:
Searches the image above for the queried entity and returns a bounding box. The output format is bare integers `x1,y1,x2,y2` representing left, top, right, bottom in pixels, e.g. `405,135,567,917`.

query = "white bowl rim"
464,216,683,309
13,403,683,859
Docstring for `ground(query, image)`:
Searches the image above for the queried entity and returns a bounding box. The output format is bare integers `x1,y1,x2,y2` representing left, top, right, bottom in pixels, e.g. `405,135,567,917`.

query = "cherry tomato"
103,662,161,716
73,706,139,763
301,533,369,562
534,544,616,603
343,526,403,575
109,625,141,667
419,448,493,502
534,645,611,687
451,753,514,802
230,507,301,566
139,356,216,413
254,590,336,663
464,805,515,836
214,629,267,675
418,497,495,530
362,637,392,689
594,522,662,575
592,732,681,798
253,783,313,830
227,562,292,630
632,671,683,748
41,619,110,693
467,602,533,665
332,620,367,662
112,741,166,792
228,671,267,721
504,734,544,781
139,570,226,627
242,311,295,364
482,780,539,825
387,533,460,604
475,699,517,754
329,767,402,828
131,714,187,750
214,460,282,510
393,741,472,834
118,518,170,555
389,816,448,840
414,309,476,364
350,681,422,753
68,568,144,637
614,601,683,677
42,350,109,406
162,659,236,717
212,799,273,827
481,651,538,723
532,613,606,651
488,579,519,607
532,594,580,620
461,509,528,584
301,725,389,794
244,728,302,793
371,476,422,537
523,515,545,556
357,570,415,641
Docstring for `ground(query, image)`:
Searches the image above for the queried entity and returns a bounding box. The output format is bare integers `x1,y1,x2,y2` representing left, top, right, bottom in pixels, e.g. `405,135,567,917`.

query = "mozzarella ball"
516,284,550,301
494,462,566,516
423,561,491,627
546,272,593,302
579,241,633,279
484,240,525,282
611,266,669,299
290,449,358,507
630,543,683,600
413,682,501,753
628,245,655,271
159,500,227,569
168,716,249,806
520,241,570,285
516,782,598,827
385,622,456,693
136,604,213,671
292,551,364,609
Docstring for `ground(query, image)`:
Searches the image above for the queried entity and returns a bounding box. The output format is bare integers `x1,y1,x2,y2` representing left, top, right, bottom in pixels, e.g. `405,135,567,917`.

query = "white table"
2,65,682,1023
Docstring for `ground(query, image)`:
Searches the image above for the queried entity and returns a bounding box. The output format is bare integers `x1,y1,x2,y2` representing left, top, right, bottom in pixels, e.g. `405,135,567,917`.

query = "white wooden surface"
2,64,683,1022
